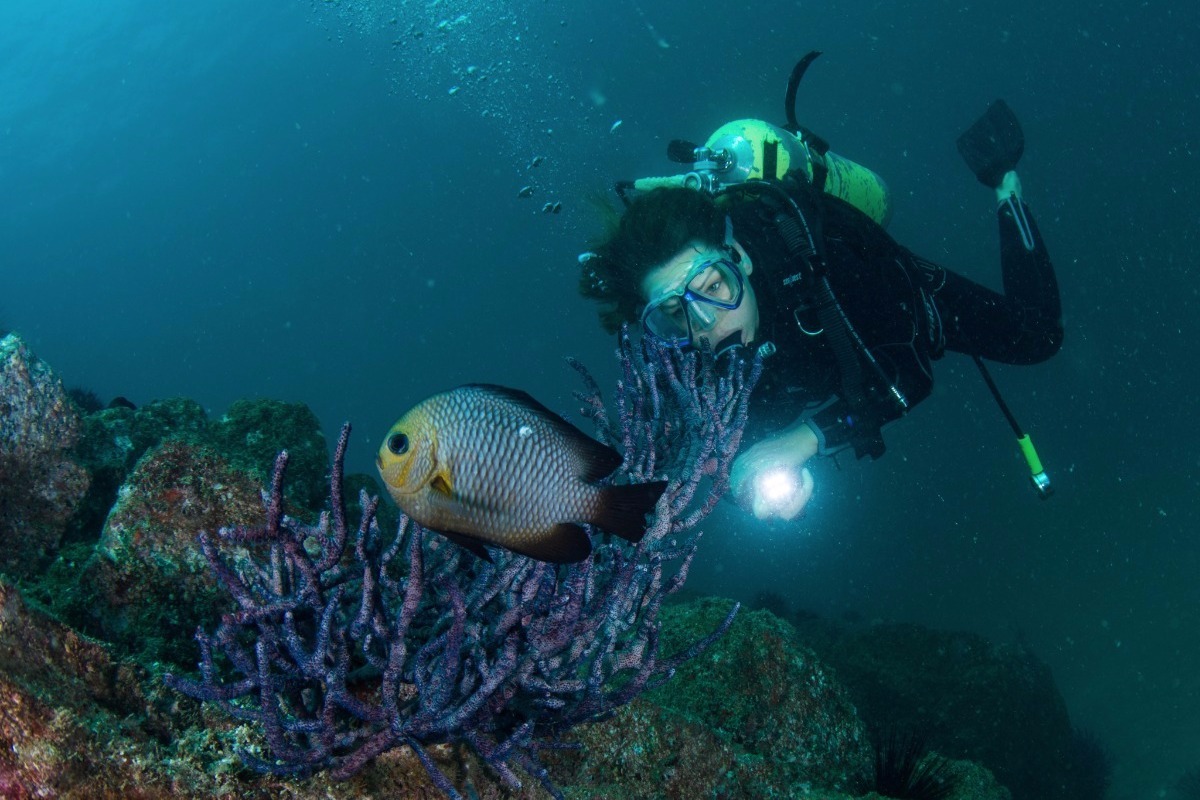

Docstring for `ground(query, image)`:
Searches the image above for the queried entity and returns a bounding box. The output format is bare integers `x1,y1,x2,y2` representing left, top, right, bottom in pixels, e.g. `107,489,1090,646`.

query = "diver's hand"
730,423,819,521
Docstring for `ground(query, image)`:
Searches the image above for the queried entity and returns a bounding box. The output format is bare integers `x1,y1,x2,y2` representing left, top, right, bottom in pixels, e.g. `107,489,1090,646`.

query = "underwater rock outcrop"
553,600,874,796
794,617,1078,799
0,333,90,578
81,438,264,665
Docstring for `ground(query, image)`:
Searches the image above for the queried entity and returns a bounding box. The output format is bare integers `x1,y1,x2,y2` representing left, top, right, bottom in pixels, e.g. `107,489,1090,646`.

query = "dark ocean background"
2,1,1196,795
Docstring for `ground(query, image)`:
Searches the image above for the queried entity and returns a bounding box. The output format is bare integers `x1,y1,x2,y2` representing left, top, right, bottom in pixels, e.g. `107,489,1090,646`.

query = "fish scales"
430,389,595,542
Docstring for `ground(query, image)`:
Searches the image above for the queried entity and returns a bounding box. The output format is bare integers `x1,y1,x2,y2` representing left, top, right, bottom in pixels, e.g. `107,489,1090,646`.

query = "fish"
517,185,535,198
376,384,667,563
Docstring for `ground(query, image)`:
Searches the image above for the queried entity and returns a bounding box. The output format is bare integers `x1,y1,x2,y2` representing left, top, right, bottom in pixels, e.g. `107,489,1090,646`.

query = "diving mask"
641,252,746,347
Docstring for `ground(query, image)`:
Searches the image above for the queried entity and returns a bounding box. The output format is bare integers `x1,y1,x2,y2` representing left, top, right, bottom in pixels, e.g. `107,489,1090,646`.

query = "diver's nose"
688,302,719,331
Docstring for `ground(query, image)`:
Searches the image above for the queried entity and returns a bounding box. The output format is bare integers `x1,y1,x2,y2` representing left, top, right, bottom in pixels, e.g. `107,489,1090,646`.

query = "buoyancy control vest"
719,170,943,459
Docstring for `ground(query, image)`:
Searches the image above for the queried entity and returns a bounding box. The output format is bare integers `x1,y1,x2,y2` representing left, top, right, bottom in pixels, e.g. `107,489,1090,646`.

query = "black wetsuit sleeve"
807,396,886,457
934,200,1063,364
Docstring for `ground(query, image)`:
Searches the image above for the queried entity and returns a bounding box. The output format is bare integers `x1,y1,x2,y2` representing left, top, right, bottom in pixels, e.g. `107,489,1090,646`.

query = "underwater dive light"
755,467,801,512
747,464,815,520
1018,433,1053,499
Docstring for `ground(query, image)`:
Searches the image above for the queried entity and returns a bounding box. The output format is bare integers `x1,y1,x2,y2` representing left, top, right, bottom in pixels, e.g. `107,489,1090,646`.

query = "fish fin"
593,480,669,544
430,469,454,497
436,529,494,562
511,524,592,564
463,383,623,480
575,439,625,483
428,470,508,519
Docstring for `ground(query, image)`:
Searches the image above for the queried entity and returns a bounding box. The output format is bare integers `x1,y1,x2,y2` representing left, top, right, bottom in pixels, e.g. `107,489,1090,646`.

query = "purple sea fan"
165,331,761,799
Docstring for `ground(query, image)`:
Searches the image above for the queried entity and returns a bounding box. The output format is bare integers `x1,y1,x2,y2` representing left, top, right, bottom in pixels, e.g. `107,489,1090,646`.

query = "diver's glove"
957,99,1024,189
730,423,819,521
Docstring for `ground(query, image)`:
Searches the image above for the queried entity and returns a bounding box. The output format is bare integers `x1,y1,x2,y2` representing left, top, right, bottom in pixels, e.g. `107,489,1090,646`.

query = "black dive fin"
956,99,1024,188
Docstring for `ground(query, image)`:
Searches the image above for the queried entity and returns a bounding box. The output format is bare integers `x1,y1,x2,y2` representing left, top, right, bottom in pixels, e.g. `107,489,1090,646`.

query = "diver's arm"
803,392,894,460
994,187,1063,359
949,101,1064,364
931,198,1062,366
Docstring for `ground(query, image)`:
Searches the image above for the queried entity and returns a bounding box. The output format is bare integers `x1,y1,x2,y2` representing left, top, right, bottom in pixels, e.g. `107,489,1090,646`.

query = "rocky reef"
0,332,1070,798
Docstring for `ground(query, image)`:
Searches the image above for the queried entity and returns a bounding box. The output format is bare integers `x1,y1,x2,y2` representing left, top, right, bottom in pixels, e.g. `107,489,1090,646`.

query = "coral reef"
0,333,1063,800
69,396,329,546
165,333,762,798
0,333,90,577
0,578,161,797
554,601,872,797
68,397,209,542
0,573,1015,800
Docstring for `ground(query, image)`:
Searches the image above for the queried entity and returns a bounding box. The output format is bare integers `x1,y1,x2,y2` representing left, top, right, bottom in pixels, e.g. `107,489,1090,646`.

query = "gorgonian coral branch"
165,329,760,799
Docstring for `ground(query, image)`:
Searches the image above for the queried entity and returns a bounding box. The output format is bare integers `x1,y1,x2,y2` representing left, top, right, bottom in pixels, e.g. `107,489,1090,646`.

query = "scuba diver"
578,54,1063,521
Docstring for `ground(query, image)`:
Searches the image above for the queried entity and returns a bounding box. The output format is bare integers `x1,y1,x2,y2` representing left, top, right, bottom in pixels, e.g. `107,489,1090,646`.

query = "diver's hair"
579,188,726,334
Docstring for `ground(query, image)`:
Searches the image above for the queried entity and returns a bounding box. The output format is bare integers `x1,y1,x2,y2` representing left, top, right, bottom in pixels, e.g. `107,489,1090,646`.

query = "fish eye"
387,433,409,455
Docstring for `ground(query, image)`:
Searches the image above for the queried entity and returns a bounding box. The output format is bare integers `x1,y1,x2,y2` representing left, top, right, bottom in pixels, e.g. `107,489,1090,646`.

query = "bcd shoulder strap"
741,173,908,458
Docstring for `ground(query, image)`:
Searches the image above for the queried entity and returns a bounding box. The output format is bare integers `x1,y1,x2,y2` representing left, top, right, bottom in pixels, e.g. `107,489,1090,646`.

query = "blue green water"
2,1,1197,795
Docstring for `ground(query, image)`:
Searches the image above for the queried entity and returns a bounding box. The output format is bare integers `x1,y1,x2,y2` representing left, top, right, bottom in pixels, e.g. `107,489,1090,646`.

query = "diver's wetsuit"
729,179,1062,459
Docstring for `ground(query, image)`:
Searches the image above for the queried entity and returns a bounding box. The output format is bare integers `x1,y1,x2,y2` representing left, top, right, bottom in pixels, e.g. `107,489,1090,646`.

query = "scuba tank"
619,52,892,227
625,118,891,227
706,118,891,227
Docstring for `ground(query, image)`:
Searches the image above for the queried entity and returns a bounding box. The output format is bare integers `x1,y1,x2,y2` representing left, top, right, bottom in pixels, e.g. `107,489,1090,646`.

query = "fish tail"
593,480,668,543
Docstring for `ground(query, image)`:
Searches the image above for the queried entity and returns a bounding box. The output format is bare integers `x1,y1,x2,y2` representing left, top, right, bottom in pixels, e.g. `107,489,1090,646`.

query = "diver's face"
640,239,759,350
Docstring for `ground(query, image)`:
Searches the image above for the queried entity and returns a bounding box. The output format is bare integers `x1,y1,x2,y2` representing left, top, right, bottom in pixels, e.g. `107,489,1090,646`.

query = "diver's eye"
387,433,409,455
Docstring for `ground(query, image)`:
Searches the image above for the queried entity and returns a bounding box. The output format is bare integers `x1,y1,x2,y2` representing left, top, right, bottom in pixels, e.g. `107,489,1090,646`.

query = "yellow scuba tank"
704,118,892,228
622,52,892,227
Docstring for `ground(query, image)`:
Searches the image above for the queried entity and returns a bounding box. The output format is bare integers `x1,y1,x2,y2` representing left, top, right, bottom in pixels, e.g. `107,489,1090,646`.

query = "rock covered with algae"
80,438,266,665
548,598,873,798
0,570,1014,799
0,333,90,577
792,616,1078,799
